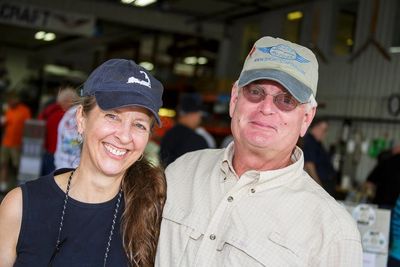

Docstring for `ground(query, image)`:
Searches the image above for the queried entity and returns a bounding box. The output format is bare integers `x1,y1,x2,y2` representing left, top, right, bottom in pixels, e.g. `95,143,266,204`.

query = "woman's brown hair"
80,96,166,267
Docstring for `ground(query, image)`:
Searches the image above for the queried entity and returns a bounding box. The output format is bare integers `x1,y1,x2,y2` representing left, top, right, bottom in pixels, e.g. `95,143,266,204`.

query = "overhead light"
35,31,46,40
35,31,56,41
44,32,56,41
121,0,157,6
287,11,303,21
139,61,154,71
44,64,87,79
44,64,69,76
158,108,176,118
197,57,208,65
346,38,353,46
134,0,157,6
184,56,197,65
183,56,208,65
390,47,400,53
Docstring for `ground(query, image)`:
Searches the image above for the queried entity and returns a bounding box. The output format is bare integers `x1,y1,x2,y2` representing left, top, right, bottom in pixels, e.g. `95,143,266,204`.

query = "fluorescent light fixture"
121,0,135,4
43,32,56,41
134,0,157,7
139,61,154,71
287,11,303,21
35,31,46,40
174,63,195,76
390,47,400,53
158,108,176,118
44,64,69,76
197,57,208,65
184,56,197,65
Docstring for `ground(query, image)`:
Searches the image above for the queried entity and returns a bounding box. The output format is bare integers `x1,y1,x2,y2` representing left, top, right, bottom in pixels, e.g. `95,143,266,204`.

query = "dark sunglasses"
242,86,304,112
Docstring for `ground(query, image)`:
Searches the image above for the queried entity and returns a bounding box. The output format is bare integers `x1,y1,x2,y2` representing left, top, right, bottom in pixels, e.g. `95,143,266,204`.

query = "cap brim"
238,69,313,103
95,91,161,126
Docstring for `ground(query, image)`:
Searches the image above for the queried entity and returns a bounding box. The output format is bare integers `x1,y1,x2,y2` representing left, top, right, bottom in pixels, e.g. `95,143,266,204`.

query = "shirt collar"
220,141,236,181
220,144,305,187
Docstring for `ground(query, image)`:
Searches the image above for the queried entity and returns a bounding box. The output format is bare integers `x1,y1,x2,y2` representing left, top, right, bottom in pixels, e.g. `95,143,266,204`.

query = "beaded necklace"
49,170,123,267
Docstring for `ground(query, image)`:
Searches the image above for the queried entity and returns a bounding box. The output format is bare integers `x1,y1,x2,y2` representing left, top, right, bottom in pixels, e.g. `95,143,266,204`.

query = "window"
334,0,358,56
390,1,400,53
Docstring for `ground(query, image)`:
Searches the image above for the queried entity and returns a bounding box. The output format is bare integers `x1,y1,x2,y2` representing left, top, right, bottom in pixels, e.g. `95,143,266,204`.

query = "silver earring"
78,132,83,144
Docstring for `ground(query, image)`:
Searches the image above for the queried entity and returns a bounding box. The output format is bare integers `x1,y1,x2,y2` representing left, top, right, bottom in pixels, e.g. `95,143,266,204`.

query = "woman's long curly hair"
80,96,166,267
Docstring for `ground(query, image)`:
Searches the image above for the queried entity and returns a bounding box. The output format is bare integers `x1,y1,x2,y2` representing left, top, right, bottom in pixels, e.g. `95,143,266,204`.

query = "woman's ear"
76,105,85,134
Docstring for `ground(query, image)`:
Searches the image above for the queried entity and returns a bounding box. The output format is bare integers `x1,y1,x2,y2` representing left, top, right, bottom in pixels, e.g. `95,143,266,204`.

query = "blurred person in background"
0,59,166,266
196,126,216,149
156,36,362,266
302,118,337,197
0,92,31,192
38,86,79,175
54,104,81,170
363,145,400,209
159,93,209,167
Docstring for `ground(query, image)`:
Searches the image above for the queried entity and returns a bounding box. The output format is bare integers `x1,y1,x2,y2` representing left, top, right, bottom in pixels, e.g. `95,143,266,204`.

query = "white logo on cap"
127,71,151,88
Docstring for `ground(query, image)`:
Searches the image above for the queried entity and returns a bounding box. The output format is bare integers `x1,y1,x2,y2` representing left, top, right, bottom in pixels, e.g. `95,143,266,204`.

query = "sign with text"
0,1,95,36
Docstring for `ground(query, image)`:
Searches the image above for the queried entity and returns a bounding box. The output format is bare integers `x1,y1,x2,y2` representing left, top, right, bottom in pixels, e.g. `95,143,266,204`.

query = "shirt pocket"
161,205,204,266
219,230,307,267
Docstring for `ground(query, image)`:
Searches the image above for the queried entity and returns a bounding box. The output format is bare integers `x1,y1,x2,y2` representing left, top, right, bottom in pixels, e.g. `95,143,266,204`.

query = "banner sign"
0,1,95,36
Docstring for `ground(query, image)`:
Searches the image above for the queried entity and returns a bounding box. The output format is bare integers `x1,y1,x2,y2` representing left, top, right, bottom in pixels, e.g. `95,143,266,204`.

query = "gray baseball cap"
238,36,318,103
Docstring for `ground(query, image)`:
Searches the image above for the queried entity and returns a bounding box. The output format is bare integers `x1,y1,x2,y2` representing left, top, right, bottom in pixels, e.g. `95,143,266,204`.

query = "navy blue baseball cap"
82,59,164,125
179,93,203,114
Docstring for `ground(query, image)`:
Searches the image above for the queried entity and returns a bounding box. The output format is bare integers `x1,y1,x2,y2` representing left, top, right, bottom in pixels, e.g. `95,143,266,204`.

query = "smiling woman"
0,59,166,267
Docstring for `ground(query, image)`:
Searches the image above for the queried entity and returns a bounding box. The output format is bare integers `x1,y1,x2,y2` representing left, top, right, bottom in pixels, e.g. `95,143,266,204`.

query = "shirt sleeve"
316,239,363,267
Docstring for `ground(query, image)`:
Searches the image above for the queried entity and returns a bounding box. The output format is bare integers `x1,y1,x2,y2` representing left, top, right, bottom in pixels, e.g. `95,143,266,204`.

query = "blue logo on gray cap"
257,44,310,63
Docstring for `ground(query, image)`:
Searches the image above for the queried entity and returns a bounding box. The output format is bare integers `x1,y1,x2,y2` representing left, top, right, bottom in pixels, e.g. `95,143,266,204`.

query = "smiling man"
156,36,362,267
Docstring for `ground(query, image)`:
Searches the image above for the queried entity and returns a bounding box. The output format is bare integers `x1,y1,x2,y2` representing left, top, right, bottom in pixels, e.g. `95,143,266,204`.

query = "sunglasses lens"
243,87,265,103
274,94,298,111
242,87,299,111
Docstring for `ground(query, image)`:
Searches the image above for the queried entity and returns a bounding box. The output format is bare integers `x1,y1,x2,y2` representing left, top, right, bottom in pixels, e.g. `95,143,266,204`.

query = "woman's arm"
0,187,23,267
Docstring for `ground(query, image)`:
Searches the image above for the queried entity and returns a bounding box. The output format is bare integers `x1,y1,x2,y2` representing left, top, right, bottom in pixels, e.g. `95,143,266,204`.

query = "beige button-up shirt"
156,144,362,267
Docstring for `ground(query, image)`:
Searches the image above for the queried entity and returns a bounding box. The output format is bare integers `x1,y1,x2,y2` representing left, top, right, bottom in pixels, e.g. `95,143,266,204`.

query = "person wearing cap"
159,93,209,167
0,59,166,266
156,37,362,266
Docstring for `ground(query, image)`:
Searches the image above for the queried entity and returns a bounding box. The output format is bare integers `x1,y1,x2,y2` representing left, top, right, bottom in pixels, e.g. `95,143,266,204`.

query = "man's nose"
259,94,277,114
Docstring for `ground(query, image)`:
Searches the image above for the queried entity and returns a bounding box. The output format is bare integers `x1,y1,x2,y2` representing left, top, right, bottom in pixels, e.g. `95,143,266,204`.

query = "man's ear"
300,107,316,137
229,83,239,118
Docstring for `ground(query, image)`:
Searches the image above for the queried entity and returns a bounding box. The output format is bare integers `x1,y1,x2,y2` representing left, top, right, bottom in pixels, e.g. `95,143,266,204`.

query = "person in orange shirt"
0,92,31,192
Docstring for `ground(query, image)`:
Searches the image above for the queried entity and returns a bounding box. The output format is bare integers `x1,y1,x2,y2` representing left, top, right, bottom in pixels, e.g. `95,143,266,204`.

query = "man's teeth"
105,144,127,156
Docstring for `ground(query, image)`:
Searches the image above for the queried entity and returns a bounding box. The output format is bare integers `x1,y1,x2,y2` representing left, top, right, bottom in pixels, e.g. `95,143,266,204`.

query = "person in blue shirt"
302,118,337,196
160,93,209,167
389,195,400,266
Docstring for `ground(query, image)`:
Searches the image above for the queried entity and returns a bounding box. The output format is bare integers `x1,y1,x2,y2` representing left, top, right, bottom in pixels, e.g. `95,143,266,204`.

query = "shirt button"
251,188,256,193
227,196,234,202
209,234,216,240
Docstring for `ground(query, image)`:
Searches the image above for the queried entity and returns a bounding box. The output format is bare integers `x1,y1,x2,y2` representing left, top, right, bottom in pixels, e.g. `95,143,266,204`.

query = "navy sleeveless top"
14,169,129,266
